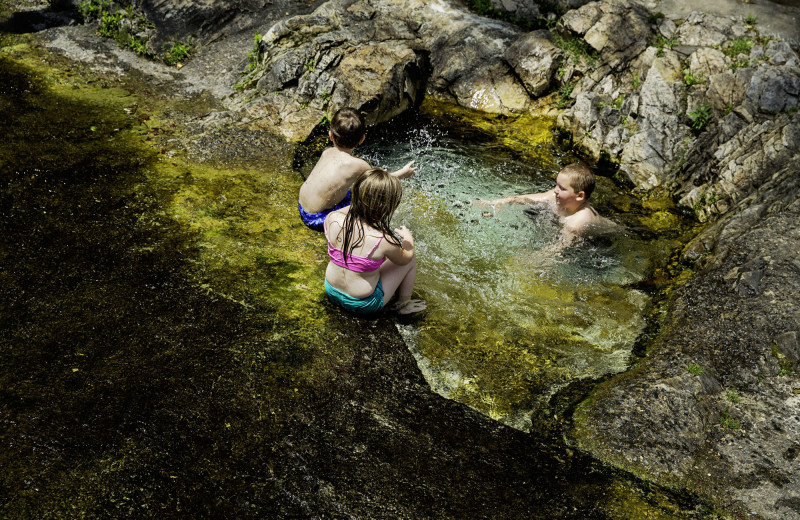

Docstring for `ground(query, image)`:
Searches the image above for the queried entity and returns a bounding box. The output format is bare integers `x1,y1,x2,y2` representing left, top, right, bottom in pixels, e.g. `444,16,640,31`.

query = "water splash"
362,110,669,431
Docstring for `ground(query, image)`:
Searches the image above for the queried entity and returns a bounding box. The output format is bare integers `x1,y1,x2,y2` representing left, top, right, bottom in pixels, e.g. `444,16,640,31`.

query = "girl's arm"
383,225,415,265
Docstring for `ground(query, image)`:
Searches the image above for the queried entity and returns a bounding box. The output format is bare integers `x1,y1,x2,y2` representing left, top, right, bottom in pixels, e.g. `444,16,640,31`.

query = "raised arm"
390,161,417,180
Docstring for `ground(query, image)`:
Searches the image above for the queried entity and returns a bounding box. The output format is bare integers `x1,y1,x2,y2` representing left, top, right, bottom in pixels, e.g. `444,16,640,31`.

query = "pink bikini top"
324,221,386,273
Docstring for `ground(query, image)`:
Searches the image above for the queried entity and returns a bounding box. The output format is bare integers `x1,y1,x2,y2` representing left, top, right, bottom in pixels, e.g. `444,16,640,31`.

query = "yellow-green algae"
1,35,719,519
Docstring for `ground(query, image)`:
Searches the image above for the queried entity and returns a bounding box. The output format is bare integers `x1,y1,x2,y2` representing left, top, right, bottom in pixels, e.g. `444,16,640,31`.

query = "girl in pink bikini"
323,168,426,315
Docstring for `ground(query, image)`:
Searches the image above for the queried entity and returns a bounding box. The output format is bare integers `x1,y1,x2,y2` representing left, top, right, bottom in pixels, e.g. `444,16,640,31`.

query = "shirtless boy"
298,107,416,231
480,163,613,240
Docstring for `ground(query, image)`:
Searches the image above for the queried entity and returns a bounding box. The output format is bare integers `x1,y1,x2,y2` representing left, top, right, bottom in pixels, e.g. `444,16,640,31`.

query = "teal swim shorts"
324,279,384,315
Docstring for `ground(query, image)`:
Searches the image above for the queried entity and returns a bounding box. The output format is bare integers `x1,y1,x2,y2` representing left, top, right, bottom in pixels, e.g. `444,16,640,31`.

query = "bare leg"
379,257,426,314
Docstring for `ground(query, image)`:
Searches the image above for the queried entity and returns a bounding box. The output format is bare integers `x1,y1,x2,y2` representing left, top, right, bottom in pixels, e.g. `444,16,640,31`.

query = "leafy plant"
245,35,262,72
98,11,121,38
724,37,754,58
653,34,677,57
552,33,598,66
556,81,576,108
76,0,110,21
163,40,191,66
613,94,624,110
720,407,740,430
725,390,741,403
687,363,705,375
688,103,713,133
683,69,704,87
305,58,315,72
127,34,148,56
632,74,641,90
319,111,332,126
745,13,758,25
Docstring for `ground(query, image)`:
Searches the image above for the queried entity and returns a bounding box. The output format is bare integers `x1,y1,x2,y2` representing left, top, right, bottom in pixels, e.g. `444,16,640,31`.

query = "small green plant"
648,12,665,24
245,32,262,72
319,111,332,126
724,102,734,115
76,0,110,21
305,58,315,72
613,94,624,110
720,406,740,430
557,81,576,108
653,34,677,57
683,69,704,86
98,11,121,37
552,33,599,66
724,37,754,58
725,389,741,403
632,74,641,90
688,103,713,133
126,34,148,56
163,40,191,66
687,363,705,375
320,89,331,102
745,13,758,25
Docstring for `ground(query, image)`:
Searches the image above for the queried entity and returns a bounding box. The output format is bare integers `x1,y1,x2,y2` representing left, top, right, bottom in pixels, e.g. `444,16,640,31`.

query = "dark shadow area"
0,5,77,33
0,56,720,519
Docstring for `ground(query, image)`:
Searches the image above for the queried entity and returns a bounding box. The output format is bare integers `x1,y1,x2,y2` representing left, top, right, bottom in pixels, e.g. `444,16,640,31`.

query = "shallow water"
355,107,689,430
1,42,715,519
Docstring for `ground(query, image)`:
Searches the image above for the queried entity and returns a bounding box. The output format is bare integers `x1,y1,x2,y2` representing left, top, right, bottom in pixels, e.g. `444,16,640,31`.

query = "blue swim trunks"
298,191,352,232
324,279,384,315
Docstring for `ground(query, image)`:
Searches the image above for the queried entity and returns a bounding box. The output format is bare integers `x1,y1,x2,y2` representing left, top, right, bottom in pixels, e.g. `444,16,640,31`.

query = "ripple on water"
361,109,674,431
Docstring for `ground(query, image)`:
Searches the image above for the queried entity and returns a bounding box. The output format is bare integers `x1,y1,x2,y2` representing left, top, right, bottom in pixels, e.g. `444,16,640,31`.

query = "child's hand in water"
395,161,417,179
394,225,414,248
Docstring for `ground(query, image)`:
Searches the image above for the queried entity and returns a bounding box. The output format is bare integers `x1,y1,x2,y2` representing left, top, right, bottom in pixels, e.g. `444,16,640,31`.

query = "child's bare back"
297,107,416,232
299,147,370,214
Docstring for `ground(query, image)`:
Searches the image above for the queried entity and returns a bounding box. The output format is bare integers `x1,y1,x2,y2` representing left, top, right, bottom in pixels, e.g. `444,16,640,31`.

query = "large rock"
573,155,800,520
230,0,532,141
138,0,318,52
505,30,564,97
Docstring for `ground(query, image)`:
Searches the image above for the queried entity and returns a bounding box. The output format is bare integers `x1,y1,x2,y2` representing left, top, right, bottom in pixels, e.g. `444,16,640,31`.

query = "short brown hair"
561,163,595,199
330,107,366,149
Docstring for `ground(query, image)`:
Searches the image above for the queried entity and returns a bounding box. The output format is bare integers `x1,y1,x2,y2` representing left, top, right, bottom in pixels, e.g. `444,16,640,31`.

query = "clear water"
359,111,676,430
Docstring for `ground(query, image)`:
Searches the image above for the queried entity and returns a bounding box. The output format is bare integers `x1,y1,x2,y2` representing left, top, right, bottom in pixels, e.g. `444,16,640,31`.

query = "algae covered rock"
573,156,800,520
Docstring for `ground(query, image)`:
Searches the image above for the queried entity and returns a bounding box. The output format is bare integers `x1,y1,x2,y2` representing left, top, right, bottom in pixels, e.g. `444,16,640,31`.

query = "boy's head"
330,108,366,149
559,163,595,200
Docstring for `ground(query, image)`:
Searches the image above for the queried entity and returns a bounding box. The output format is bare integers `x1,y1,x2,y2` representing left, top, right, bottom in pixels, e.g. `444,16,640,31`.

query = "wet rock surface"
573,156,800,519
4,0,800,518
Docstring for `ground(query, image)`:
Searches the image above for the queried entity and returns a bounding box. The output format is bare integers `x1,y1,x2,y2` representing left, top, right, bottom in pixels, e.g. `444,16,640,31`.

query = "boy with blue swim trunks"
298,107,417,231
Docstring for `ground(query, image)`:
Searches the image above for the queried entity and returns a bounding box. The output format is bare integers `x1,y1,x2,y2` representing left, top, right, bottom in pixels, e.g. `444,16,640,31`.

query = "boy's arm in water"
476,189,555,207
389,161,417,179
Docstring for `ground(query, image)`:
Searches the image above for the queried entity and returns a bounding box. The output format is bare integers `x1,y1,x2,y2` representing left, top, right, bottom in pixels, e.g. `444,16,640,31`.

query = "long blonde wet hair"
340,168,403,262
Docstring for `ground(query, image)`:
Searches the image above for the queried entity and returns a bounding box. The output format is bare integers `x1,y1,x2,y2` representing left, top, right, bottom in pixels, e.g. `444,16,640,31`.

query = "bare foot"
391,298,427,315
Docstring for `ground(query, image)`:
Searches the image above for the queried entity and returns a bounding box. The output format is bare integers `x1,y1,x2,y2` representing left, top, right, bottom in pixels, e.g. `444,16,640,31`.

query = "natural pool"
0,39,714,519
299,106,691,432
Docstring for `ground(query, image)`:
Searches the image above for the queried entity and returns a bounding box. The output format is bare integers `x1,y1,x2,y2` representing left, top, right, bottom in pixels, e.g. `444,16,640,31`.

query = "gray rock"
505,30,563,97
573,155,800,520
775,331,799,362
745,64,800,114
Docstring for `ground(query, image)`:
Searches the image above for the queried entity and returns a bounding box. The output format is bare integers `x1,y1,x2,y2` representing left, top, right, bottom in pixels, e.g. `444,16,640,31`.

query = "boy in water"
298,107,417,231
479,163,613,241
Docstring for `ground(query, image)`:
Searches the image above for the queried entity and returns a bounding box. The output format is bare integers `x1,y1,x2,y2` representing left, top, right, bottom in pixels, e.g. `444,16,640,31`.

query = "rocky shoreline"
4,0,800,517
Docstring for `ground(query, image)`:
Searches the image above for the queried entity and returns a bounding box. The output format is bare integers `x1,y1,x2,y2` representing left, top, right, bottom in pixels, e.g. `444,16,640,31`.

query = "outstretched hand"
394,161,417,179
